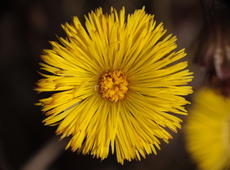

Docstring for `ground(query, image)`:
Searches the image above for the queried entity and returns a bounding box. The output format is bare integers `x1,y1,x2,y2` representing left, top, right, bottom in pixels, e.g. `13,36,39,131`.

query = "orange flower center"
99,70,128,102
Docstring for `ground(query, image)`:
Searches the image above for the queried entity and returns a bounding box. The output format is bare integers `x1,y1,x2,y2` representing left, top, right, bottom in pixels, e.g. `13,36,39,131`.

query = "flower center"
98,70,128,102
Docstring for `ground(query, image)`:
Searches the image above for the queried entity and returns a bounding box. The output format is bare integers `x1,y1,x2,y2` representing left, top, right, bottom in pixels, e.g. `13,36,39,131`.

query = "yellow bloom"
185,88,230,170
36,7,193,164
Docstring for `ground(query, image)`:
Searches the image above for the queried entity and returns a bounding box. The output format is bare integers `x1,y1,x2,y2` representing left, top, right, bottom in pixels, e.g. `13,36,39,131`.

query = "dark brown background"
0,0,205,169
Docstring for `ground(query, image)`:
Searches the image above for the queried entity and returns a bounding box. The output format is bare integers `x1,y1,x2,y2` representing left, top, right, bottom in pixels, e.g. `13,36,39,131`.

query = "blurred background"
0,0,225,169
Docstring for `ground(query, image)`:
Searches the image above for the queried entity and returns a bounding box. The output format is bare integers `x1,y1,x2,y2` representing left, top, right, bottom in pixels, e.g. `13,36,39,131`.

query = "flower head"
36,7,193,164
185,88,230,170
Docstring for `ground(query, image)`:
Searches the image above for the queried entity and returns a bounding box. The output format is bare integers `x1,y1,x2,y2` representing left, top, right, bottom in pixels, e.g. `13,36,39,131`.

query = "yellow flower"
185,88,230,170
36,7,193,164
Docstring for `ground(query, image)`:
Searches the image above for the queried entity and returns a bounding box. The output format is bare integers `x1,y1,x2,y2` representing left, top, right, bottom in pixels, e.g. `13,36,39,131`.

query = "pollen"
99,70,128,102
